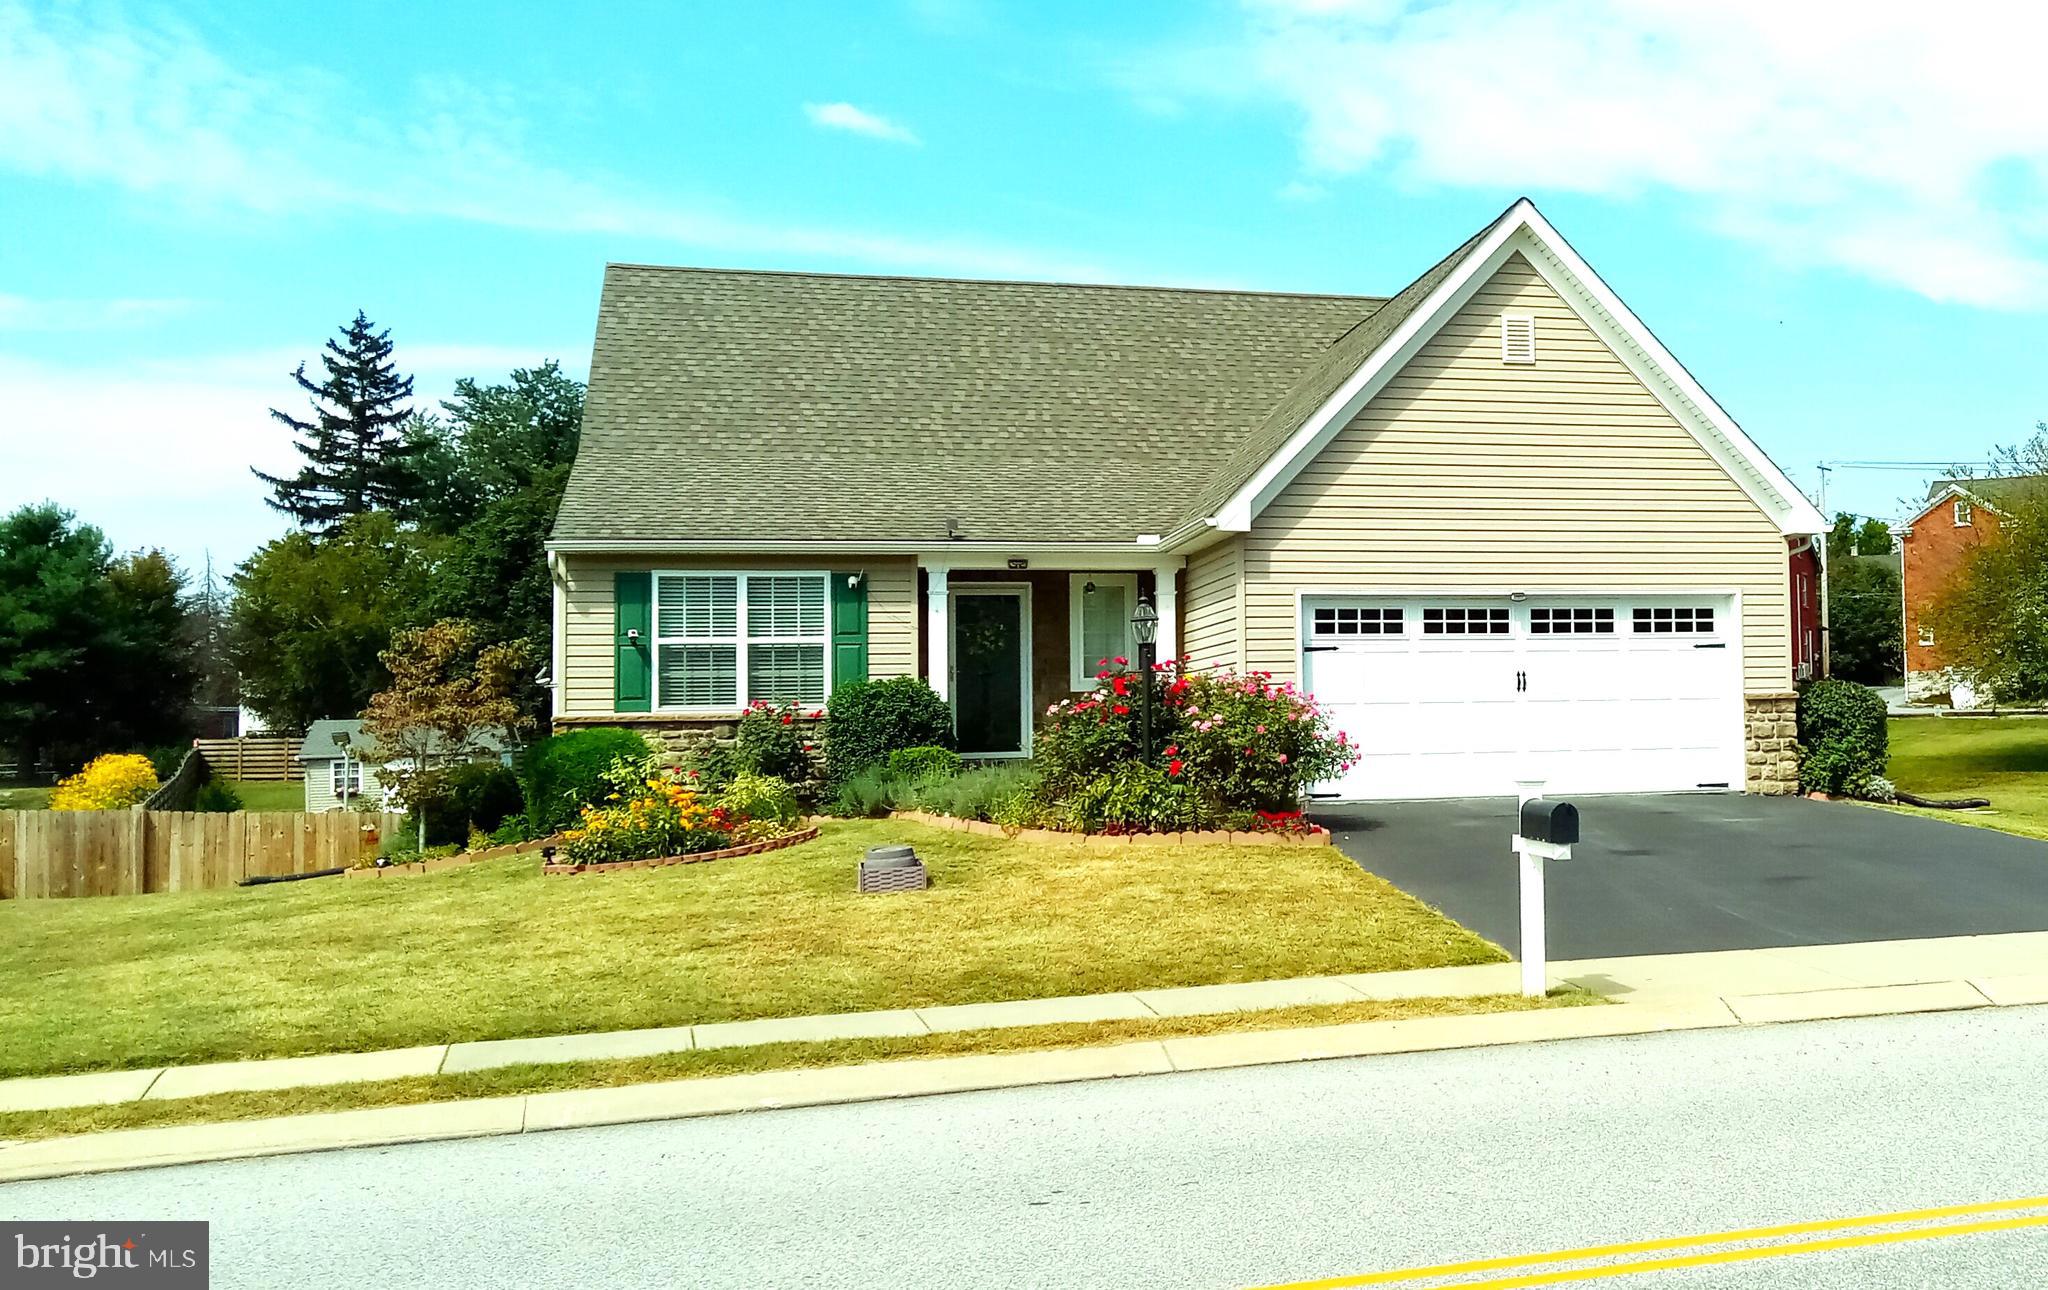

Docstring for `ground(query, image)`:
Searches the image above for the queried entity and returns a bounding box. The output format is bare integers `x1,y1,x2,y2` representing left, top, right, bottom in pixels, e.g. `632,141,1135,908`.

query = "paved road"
8,1008,2048,1287
1321,793,2048,957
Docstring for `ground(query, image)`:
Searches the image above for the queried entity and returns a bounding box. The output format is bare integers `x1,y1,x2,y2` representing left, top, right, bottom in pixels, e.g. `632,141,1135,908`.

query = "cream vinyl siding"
1182,536,1243,673
559,553,918,716
1243,253,1791,694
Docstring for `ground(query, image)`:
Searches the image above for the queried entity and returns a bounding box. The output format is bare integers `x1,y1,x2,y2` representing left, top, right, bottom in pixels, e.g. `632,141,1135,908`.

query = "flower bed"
887,810,1329,846
543,826,820,875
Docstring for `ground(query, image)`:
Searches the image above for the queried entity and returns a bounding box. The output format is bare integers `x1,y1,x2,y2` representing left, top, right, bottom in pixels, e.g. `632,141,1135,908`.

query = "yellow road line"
1446,1213,2048,1289
1256,1193,2048,1289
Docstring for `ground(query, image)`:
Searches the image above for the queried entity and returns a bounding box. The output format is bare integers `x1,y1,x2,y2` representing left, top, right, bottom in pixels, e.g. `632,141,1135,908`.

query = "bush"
143,745,189,781
521,727,653,834
193,780,244,813
488,817,533,846
887,745,963,783
733,701,817,780
912,763,1038,822
446,761,523,835
719,772,801,827
50,753,159,811
826,767,909,818
1797,679,1889,795
1062,761,1206,834
822,677,953,781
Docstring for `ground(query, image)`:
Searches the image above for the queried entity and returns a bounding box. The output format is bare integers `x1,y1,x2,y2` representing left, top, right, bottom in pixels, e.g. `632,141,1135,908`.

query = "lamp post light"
1130,597,1160,761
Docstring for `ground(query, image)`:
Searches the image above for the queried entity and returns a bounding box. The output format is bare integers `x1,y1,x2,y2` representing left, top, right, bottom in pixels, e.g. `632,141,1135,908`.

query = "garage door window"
1422,607,1509,636
1632,607,1714,634
1529,607,1614,635
1312,606,1404,637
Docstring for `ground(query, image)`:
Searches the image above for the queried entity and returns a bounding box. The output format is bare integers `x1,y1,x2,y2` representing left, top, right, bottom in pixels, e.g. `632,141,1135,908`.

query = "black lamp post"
1130,597,1159,761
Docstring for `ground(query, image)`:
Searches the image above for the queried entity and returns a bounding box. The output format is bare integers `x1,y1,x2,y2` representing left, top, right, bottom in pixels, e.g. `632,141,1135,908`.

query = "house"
1790,537,1822,682
298,719,514,812
1899,477,2044,700
545,199,1826,799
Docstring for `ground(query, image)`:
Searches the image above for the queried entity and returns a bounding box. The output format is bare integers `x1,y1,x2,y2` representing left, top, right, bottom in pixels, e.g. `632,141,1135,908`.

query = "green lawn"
223,779,306,812
1886,716,2048,840
0,819,1502,1079
0,781,300,812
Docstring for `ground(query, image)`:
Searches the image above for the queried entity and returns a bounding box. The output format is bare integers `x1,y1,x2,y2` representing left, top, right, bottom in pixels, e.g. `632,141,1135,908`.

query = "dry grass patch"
0,991,1593,1143
0,819,1502,1079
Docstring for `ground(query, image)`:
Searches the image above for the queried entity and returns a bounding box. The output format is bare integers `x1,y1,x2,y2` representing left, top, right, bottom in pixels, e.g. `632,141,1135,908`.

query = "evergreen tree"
253,311,418,532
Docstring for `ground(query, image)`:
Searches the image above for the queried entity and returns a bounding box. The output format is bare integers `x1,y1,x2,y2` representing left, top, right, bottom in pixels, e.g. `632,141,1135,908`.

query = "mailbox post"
1510,779,1579,998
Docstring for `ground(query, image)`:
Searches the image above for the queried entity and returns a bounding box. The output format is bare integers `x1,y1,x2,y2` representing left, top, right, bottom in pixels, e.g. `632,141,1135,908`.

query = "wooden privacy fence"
0,810,405,900
192,736,304,782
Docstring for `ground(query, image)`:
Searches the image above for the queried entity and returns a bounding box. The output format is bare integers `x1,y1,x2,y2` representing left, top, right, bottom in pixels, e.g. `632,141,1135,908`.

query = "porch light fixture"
1131,597,1160,759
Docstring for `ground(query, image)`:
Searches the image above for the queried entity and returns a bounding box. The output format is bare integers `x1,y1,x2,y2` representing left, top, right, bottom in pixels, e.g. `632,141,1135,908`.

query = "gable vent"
1500,312,1536,364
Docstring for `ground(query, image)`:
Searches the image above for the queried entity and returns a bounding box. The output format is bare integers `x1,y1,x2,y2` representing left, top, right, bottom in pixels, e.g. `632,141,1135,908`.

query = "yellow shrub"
50,754,161,811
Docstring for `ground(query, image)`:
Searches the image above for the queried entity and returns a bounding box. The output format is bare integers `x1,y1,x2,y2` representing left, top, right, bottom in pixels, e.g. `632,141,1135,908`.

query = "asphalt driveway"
1319,794,2048,957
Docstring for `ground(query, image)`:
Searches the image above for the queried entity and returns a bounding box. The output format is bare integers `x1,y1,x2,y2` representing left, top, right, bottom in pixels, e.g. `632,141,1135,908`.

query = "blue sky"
4,0,2046,575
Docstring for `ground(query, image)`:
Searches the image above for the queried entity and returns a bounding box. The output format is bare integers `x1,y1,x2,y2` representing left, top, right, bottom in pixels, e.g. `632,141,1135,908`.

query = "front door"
952,587,1030,756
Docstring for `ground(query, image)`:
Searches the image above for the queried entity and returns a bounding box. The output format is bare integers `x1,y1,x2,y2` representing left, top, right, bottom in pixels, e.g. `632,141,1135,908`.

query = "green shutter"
831,571,869,689
614,571,652,712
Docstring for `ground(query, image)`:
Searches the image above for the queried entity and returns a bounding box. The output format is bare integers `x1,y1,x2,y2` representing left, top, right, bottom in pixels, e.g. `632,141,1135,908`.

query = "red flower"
1113,656,1129,666
781,714,793,725
1163,744,1178,757
1111,676,1130,696
1113,704,1130,715
1167,758,1184,776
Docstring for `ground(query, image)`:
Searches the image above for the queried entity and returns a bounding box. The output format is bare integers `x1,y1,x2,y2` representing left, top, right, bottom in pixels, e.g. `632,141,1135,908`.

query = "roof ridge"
603,261,1388,304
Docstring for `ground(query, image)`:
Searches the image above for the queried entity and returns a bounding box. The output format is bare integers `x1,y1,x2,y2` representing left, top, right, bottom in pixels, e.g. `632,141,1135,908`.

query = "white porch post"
1152,561,1180,663
923,562,951,701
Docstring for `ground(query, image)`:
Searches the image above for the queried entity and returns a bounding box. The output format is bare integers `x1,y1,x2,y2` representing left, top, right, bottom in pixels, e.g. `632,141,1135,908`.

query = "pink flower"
1277,753,1289,764
1113,656,1129,667
1256,724,1267,734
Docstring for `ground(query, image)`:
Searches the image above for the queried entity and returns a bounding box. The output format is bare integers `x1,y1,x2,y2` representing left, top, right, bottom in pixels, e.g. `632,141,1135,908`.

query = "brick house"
1899,478,2040,700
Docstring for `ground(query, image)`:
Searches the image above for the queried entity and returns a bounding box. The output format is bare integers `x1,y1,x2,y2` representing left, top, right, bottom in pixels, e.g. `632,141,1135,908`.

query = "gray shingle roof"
555,210,1511,545
298,719,511,762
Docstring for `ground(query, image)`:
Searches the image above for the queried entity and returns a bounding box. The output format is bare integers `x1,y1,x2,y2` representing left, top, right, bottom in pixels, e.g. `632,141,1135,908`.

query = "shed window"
1955,500,1973,527
329,760,363,799
654,572,828,709
1071,574,1138,689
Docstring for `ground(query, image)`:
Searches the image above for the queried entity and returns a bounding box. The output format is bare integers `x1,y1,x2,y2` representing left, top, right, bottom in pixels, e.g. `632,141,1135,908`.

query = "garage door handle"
1303,645,1339,653
1693,642,1727,649
1515,670,1527,692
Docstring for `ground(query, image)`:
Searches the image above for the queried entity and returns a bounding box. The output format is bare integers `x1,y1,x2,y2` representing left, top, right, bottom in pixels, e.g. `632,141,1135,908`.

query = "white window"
1070,573,1138,689
653,572,828,710
1422,607,1510,636
1954,500,1973,527
1312,606,1404,637
1500,313,1536,364
1632,606,1716,634
329,760,362,799
1919,625,1936,647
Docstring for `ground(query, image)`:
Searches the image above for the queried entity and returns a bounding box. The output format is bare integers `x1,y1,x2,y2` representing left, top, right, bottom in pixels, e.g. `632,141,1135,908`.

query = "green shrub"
143,745,190,782
887,745,963,783
446,761,523,835
1063,761,1208,833
521,727,653,833
733,701,815,780
826,767,910,818
720,772,800,826
822,677,953,781
913,763,1039,822
192,779,244,813
1797,679,1888,795
487,817,533,846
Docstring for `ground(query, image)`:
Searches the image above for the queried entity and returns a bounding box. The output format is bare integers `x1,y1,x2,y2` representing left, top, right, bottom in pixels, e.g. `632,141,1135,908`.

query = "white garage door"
1302,595,1742,800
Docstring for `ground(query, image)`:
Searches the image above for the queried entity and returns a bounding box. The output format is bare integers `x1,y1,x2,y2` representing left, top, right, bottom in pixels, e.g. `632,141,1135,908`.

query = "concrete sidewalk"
7,927,2048,1182
5,931,2046,1125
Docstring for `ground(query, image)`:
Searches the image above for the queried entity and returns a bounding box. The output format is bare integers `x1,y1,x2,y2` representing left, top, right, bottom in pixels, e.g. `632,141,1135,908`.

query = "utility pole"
1816,462,1833,515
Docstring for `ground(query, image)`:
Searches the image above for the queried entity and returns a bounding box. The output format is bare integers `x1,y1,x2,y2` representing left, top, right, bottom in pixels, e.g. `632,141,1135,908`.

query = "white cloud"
0,293,194,330
802,101,922,145
1276,180,1326,203
1153,0,2048,308
0,4,1096,280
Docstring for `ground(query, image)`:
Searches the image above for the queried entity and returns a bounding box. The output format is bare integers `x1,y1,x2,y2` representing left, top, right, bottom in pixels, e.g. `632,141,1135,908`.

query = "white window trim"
650,570,832,714
1068,573,1140,691
1954,500,1973,527
1919,625,1936,647
1500,312,1536,364
328,759,362,799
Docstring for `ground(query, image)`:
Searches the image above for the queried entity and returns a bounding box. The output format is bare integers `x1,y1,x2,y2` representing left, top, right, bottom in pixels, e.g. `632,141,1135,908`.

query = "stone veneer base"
1744,692,1799,796
886,810,1332,847
543,827,821,876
